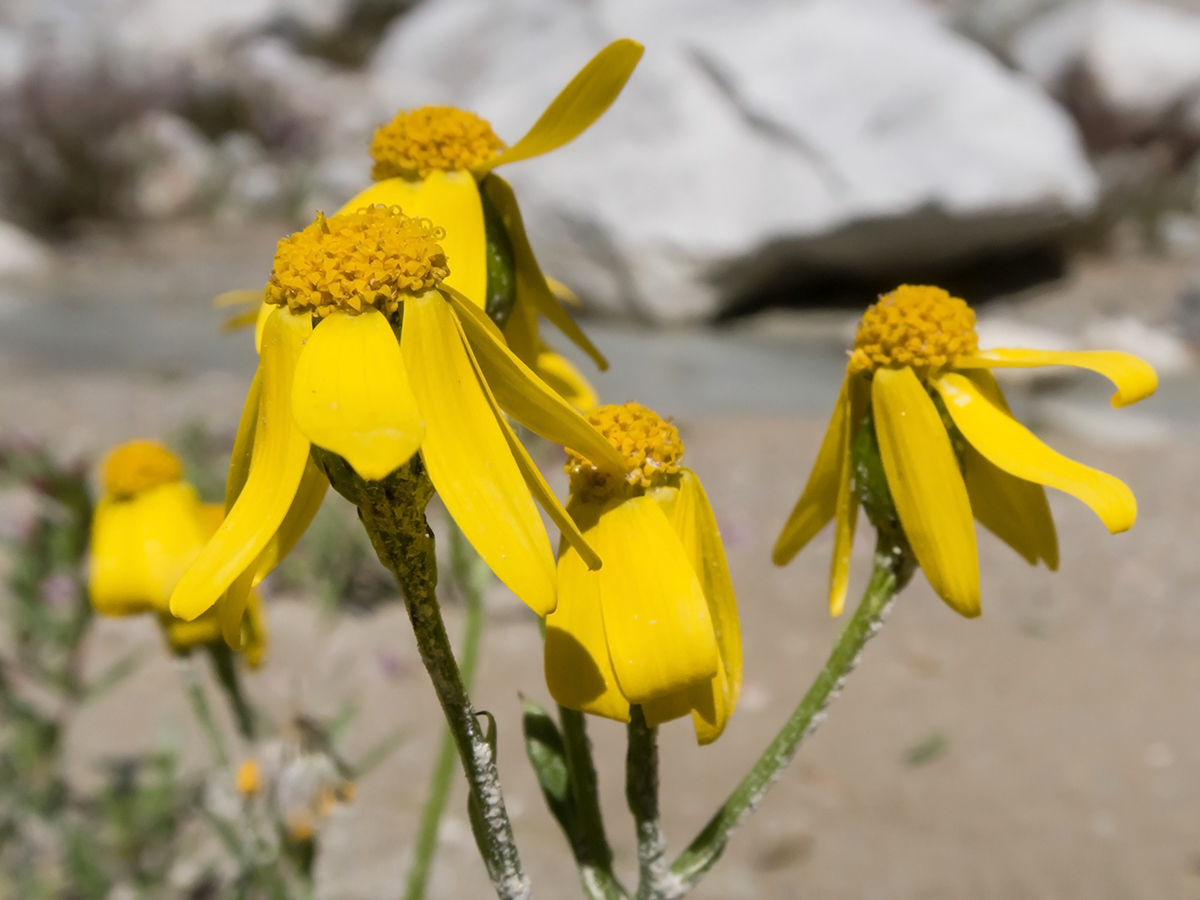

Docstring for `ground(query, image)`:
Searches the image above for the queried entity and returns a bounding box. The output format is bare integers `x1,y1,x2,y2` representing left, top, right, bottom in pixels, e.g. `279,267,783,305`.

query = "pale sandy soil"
1,222,1199,899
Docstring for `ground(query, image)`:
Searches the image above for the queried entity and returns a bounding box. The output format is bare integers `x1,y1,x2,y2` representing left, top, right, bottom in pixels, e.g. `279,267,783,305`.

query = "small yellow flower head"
102,441,183,499
370,106,505,180
565,402,684,501
236,759,262,796
847,284,978,376
265,205,449,318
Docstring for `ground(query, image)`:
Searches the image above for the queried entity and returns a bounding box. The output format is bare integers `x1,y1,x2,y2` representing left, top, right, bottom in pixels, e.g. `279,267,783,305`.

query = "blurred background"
1,0,1200,897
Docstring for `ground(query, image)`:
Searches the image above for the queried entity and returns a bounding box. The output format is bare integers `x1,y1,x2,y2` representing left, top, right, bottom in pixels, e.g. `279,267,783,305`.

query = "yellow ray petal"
473,39,643,175
955,349,1157,409
242,590,268,668
535,347,598,413
873,366,980,617
338,170,487,307
220,563,256,650
483,175,608,370
253,457,329,585
668,469,742,744
90,483,208,616
161,609,222,652
401,289,556,615
292,308,425,481
445,286,624,472
545,501,630,722
934,371,1136,534
829,375,870,616
225,368,262,511
450,306,600,569
170,308,313,621
546,276,581,307
596,496,719,704
773,377,848,566
956,370,1059,569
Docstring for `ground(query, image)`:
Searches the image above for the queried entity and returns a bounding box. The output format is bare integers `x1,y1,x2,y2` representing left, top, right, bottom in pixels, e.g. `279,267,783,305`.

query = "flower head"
774,284,1159,618
545,402,741,745
340,41,644,412
171,206,629,641
89,440,267,663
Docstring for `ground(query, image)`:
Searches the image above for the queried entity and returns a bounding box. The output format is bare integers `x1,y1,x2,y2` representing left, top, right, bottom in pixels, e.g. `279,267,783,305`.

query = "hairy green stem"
314,450,529,900
206,641,257,741
404,525,488,900
626,706,667,900
667,533,913,895
181,658,229,768
559,706,627,900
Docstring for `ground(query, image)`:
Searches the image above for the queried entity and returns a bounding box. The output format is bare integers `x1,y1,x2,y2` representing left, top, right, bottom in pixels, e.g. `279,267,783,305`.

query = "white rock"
371,0,1097,320
1012,0,1200,128
1082,315,1194,373
0,220,51,281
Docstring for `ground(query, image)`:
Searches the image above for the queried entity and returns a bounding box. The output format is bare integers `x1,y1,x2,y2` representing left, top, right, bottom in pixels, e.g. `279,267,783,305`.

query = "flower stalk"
626,706,668,900
558,707,625,899
206,641,257,741
404,523,489,900
668,528,913,893
313,448,529,900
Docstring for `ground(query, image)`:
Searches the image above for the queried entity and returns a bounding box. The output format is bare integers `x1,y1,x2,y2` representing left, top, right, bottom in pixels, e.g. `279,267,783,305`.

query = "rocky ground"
2,221,1200,898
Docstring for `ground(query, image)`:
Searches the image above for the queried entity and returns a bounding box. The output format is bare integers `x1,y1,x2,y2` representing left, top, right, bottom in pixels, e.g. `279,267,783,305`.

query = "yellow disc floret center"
371,106,504,180
847,284,978,376
566,402,685,501
103,440,183,499
265,205,449,318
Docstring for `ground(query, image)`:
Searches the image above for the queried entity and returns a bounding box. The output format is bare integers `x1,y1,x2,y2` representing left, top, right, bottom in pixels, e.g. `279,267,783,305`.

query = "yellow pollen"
265,205,449,318
102,440,183,499
847,284,978,376
236,759,262,796
370,106,504,180
566,402,685,500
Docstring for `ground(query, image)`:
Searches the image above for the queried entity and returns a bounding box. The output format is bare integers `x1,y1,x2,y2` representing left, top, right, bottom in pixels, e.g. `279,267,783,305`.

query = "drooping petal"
450,307,600,570
160,609,222,653
934,371,1137,534
291,308,425,481
446,286,624,472
956,370,1059,569
873,366,980,617
482,175,608,370
90,483,208,616
955,349,1157,409
253,457,329,585
596,495,719,704
545,500,630,722
170,308,313,621
829,375,870,616
773,377,848,566
220,563,256,650
534,347,598,413
668,469,742,745
401,289,556,615
242,589,268,668
338,170,487,307
472,39,644,175
225,368,262,511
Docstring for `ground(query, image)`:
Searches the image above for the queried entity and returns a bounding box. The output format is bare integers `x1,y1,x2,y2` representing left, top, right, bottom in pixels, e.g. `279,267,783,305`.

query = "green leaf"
520,696,578,840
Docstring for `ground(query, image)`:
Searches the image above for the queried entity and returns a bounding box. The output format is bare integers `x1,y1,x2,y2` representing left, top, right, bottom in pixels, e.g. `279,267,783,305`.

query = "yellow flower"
343,40,644,411
171,205,627,639
236,758,262,796
544,403,741,745
773,285,1159,618
89,440,268,664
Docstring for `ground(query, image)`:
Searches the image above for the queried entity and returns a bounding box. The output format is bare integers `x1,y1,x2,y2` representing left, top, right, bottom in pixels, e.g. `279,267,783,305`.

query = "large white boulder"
1012,0,1200,138
371,0,1098,320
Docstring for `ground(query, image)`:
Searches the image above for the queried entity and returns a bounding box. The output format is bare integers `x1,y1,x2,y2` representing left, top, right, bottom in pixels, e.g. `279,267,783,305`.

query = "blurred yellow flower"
236,758,262,796
545,402,741,745
172,205,627,637
773,284,1159,618
89,440,267,665
341,40,643,411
